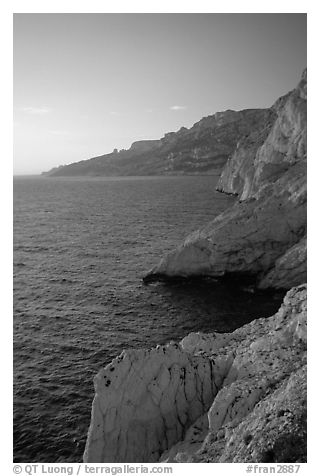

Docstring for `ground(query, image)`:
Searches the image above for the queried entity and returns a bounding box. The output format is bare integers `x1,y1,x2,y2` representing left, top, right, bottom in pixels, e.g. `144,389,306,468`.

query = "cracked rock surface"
84,284,306,463
83,342,233,462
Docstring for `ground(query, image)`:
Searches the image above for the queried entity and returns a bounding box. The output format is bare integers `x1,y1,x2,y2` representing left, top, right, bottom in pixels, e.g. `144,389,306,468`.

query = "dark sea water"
13,175,285,463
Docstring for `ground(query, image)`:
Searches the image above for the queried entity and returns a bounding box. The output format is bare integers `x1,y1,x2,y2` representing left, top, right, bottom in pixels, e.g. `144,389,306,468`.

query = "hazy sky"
13,13,306,175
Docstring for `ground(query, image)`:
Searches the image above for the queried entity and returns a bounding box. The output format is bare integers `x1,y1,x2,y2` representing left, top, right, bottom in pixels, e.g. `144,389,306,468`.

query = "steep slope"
44,109,274,177
217,69,306,200
84,284,306,463
144,70,307,290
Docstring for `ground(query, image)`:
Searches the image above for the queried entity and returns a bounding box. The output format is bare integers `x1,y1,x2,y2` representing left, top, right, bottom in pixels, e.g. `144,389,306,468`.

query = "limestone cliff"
217,69,306,200
84,284,306,463
83,70,307,464
144,70,307,289
44,109,272,177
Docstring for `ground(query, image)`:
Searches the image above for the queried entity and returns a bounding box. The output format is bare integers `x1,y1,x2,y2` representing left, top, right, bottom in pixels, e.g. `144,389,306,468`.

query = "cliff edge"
144,70,307,290
84,284,306,463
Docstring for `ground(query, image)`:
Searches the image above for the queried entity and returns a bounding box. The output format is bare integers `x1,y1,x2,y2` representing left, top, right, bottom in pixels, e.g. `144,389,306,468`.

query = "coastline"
83,69,307,463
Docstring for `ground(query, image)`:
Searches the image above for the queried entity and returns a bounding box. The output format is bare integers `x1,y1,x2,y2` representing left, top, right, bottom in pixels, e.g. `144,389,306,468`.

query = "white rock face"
217,69,306,201
144,161,306,285
246,70,306,201
216,112,275,197
161,284,307,463
143,70,306,290
83,342,233,462
84,284,307,463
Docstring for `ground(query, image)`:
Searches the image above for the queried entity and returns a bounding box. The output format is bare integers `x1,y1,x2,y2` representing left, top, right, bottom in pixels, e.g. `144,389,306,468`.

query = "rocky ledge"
143,70,306,290
84,284,306,463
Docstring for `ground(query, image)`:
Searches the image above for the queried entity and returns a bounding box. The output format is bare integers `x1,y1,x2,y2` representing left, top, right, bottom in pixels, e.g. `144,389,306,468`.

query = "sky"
13,13,307,175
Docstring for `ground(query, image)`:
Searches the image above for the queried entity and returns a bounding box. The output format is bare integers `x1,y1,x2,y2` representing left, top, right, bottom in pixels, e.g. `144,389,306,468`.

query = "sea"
13,175,285,462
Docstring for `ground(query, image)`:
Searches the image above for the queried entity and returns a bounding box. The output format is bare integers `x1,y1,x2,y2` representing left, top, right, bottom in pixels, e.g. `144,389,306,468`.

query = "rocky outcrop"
84,284,307,463
83,341,234,463
217,69,306,201
144,70,306,289
44,108,272,177
258,236,306,290
199,365,306,463
143,161,306,288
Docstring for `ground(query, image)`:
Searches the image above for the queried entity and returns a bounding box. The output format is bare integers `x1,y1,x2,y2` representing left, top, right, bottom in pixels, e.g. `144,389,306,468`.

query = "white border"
3,2,317,474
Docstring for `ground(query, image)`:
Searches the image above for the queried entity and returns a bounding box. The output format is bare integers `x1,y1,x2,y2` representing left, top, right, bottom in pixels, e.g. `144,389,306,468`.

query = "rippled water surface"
13,175,284,462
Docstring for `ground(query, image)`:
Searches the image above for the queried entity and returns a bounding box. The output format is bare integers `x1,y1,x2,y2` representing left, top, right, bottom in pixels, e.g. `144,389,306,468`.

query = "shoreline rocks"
84,69,307,464
84,284,307,463
144,70,306,290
